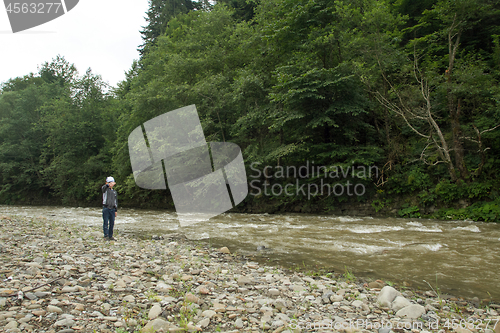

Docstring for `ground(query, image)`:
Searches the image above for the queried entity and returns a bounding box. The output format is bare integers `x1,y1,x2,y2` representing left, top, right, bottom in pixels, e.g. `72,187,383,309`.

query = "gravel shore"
0,215,499,333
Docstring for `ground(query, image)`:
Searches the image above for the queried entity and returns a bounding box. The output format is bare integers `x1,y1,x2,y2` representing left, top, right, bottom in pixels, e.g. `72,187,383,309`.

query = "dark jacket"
102,184,118,210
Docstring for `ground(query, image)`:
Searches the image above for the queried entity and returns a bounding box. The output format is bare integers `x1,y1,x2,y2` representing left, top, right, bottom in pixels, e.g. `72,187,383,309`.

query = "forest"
1,0,499,221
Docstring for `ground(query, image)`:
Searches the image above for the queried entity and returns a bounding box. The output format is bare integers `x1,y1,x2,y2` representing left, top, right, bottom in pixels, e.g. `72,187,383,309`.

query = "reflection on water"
1,205,499,300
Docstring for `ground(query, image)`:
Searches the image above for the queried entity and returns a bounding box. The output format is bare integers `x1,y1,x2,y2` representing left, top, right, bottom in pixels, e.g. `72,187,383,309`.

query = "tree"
139,0,201,55
252,0,384,167
39,63,111,202
216,0,257,21
372,0,500,182
0,75,47,202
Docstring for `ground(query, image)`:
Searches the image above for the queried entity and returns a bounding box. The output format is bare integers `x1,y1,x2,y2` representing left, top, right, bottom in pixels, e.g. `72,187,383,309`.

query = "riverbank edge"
3,193,499,224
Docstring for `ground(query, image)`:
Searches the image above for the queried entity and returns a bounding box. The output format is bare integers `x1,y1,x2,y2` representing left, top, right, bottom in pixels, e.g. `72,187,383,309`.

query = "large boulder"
377,286,400,307
391,296,411,312
396,304,426,319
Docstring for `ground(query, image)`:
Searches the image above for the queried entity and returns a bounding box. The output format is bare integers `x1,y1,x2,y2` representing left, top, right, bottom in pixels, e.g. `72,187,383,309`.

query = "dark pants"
102,207,116,238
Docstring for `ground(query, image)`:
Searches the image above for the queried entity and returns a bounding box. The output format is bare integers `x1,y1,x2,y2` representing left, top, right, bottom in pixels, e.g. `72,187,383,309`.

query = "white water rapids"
1,205,499,300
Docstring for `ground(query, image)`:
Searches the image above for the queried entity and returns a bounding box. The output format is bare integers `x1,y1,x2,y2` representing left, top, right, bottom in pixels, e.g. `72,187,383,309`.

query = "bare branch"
374,92,430,139
462,136,479,144
480,123,500,134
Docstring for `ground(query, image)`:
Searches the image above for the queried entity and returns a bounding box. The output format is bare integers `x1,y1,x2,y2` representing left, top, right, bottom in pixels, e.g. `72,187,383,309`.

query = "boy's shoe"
108,237,116,241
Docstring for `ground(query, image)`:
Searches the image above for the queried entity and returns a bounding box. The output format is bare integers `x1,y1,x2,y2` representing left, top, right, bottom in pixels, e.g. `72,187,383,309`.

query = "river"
1,205,499,301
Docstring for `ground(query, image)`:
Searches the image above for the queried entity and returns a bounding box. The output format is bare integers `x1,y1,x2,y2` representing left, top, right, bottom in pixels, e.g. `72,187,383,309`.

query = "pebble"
377,285,400,307
141,318,171,332
369,281,385,289
32,310,46,316
202,310,217,318
74,303,84,311
392,295,412,311
148,304,162,319
123,294,135,303
61,286,78,293
395,303,426,318
199,286,210,294
234,317,244,328
269,288,280,296
54,318,75,327
237,275,252,285
4,321,18,329
47,305,63,313
219,246,231,254
185,292,201,304
198,317,210,327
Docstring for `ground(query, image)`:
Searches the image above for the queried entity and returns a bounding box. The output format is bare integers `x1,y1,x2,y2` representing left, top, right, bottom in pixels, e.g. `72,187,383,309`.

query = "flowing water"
1,205,499,300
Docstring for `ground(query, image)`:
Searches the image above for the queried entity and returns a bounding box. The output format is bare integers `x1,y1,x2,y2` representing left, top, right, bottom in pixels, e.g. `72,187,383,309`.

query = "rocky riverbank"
0,215,499,333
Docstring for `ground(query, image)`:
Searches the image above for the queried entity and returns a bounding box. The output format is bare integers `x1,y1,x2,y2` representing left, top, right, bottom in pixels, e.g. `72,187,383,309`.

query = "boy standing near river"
102,176,118,241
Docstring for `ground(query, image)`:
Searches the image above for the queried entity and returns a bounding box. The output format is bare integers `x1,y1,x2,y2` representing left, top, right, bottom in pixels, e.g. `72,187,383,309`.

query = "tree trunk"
449,98,468,181
446,22,468,181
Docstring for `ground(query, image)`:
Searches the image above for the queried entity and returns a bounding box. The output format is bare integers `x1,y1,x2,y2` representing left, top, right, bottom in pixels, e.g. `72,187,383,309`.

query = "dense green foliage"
0,56,116,204
1,0,500,221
